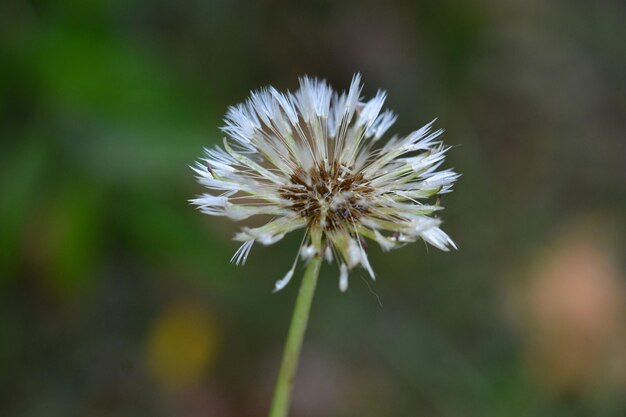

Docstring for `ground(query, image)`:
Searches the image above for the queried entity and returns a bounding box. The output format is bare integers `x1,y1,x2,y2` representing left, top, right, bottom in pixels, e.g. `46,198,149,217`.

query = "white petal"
339,264,349,292
358,244,375,280
273,268,294,293
346,239,361,268
345,73,362,120
325,246,333,263
421,226,457,251
258,233,286,246
408,216,439,232
373,229,396,251
300,245,316,260
418,170,460,189
358,90,386,128
231,240,254,266
366,109,397,141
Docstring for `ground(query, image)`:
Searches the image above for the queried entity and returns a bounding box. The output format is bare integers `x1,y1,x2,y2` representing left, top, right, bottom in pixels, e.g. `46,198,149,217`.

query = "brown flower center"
280,161,373,231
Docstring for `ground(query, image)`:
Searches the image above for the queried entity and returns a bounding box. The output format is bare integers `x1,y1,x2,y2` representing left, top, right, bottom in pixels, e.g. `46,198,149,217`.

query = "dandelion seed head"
192,74,458,291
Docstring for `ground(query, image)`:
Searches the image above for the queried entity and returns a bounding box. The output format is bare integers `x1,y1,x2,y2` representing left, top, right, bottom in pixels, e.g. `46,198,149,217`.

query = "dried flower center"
280,161,373,231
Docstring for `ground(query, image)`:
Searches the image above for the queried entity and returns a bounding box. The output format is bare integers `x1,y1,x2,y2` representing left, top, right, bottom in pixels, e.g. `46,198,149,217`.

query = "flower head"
192,74,458,292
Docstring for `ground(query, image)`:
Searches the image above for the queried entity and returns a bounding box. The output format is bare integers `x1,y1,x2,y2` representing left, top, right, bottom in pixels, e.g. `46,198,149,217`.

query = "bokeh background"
2,0,626,416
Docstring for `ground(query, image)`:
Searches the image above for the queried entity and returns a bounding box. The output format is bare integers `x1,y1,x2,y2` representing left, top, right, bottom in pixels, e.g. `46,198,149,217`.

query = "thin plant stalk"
268,255,322,417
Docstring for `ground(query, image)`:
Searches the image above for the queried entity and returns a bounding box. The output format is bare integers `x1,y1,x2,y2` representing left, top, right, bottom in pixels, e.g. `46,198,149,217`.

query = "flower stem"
269,255,322,417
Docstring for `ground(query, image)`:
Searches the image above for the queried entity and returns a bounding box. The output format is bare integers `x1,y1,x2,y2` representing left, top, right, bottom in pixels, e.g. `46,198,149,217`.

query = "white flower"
191,74,459,292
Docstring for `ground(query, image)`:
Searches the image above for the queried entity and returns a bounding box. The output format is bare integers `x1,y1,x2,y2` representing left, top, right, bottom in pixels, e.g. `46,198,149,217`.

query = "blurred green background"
1,0,626,416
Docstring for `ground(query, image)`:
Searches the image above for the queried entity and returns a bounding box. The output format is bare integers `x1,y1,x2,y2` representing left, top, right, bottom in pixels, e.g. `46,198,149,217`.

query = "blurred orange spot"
147,300,219,388
510,218,626,394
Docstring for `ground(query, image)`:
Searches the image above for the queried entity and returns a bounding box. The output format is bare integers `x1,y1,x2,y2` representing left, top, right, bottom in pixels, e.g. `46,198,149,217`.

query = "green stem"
268,255,322,417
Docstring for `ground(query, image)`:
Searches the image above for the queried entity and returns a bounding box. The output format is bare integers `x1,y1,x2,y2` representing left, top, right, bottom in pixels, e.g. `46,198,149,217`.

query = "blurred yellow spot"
147,300,219,387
